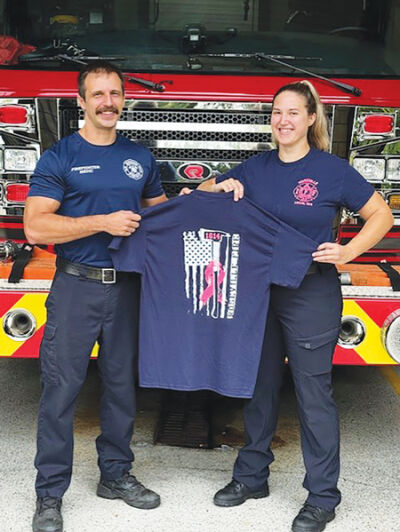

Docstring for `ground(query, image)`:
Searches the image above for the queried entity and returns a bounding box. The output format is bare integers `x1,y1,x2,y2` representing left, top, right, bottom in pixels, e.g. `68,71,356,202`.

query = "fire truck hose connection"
0,241,20,262
3,308,36,340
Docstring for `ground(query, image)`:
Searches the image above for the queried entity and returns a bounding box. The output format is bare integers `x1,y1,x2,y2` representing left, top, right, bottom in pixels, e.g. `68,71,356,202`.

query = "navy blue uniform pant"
233,265,342,511
35,270,140,498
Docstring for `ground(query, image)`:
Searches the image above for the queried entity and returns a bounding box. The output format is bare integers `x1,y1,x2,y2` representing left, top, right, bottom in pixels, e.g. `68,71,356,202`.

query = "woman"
198,81,393,532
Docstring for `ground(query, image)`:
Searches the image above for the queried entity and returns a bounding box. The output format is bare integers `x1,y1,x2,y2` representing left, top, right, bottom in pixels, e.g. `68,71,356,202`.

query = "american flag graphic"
183,228,240,319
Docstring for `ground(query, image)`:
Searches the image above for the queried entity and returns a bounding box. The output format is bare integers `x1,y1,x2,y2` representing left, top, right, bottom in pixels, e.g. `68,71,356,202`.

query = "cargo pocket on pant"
39,324,59,385
290,327,340,376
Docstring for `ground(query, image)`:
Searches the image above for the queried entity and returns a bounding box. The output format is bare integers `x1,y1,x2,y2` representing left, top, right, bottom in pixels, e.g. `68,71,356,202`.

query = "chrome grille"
72,100,272,163
121,109,270,125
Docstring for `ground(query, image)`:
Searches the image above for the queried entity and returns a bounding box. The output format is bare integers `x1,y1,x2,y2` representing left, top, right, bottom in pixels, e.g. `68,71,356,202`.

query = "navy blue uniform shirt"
216,148,375,243
109,191,318,398
28,132,164,267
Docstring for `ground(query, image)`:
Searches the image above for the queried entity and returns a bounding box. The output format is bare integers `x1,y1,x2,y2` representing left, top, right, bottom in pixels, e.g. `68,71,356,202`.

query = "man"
24,61,167,532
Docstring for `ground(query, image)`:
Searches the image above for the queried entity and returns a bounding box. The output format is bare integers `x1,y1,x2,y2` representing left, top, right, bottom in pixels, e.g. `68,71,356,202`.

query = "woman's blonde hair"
272,80,330,152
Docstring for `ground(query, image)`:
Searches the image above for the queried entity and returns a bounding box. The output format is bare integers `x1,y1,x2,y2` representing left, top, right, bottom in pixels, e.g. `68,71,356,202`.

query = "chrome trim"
125,100,272,112
147,140,271,151
34,98,42,147
159,159,242,169
351,106,400,150
0,102,36,133
78,119,271,133
157,159,243,181
341,286,400,298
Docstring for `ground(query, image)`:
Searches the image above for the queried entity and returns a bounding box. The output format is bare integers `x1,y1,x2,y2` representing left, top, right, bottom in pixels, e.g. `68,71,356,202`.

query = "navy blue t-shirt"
216,148,375,243
109,190,318,398
28,132,164,267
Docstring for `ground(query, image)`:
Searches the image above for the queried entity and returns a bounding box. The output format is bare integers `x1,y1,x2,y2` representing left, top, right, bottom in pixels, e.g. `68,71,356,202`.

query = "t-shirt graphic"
183,228,240,319
109,190,318,398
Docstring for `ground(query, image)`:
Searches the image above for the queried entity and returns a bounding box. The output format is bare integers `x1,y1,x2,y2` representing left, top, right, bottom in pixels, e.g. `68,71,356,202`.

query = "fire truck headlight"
386,158,400,181
2,309,36,340
353,157,385,182
3,147,38,172
338,316,366,348
382,311,400,363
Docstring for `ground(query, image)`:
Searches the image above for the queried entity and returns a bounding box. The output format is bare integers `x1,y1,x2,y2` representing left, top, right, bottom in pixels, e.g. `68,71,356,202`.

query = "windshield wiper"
20,53,165,92
194,52,362,96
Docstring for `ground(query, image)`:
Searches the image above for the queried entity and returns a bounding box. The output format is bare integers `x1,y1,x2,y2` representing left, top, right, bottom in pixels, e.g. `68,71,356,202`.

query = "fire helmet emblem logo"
123,159,144,180
293,178,319,206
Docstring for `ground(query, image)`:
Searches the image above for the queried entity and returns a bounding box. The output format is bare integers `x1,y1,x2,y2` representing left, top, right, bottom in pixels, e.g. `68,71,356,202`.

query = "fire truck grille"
120,109,271,125
151,148,261,160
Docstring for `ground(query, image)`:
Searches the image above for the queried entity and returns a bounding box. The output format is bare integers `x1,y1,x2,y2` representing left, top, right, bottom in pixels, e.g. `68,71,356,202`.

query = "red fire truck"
0,0,400,366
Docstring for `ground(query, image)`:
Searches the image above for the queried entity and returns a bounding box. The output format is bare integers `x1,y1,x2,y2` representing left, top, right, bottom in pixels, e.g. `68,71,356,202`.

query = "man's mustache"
96,106,119,114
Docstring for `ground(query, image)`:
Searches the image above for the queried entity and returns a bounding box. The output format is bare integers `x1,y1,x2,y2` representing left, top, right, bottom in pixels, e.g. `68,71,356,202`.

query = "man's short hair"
77,60,125,99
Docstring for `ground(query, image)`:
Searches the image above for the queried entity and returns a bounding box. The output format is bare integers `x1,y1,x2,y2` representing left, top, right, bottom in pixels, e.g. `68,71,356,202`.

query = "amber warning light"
5,183,29,203
363,114,394,134
0,105,28,125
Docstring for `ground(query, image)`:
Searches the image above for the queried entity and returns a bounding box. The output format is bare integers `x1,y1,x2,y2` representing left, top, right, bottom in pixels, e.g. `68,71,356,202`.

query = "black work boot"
97,473,160,509
213,478,269,507
292,503,335,532
32,497,63,532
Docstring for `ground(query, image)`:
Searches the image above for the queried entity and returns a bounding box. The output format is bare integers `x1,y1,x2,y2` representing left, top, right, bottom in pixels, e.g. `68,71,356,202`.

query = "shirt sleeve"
270,222,317,289
28,148,66,202
109,226,147,274
142,152,165,199
340,163,375,212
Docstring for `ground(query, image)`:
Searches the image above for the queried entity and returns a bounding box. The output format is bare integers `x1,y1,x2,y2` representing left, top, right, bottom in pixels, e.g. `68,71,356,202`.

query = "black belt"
306,262,319,275
56,257,128,284
306,262,335,275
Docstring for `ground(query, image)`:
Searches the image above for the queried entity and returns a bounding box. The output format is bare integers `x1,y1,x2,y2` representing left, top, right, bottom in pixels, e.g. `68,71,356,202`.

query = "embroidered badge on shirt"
71,165,100,174
293,178,319,206
123,159,144,180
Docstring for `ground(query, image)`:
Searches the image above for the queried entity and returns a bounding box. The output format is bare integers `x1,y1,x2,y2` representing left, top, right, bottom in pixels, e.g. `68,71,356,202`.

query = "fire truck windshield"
1,0,399,77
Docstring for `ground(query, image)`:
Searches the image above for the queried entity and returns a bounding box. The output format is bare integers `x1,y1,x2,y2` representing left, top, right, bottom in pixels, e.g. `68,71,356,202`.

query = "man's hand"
312,242,355,265
212,178,244,201
104,210,141,236
179,187,193,196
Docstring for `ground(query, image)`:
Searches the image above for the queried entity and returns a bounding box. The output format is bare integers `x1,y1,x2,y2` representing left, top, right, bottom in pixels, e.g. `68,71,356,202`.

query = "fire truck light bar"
5,183,29,203
362,114,395,135
0,105,28,126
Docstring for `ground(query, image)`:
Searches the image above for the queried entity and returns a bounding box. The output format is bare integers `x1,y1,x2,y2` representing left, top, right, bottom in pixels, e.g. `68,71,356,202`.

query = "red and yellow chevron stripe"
0,290,398,364
0,291,98,358
334,298,399,365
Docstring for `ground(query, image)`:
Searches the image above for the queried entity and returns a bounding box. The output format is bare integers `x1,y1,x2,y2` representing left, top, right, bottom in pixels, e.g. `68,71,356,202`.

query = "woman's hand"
212,178,244,201
312,242,355,265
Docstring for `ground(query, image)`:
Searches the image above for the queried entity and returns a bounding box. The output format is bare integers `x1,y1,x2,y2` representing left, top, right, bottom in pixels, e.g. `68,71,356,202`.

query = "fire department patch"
293,178,319,206
123,159,144,180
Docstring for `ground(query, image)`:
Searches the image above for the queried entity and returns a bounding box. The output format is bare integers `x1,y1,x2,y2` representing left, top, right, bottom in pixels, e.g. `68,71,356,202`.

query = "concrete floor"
0,360,399,532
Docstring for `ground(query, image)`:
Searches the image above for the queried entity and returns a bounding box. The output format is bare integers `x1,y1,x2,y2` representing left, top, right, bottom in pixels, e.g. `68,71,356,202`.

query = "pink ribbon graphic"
200,261,225,306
